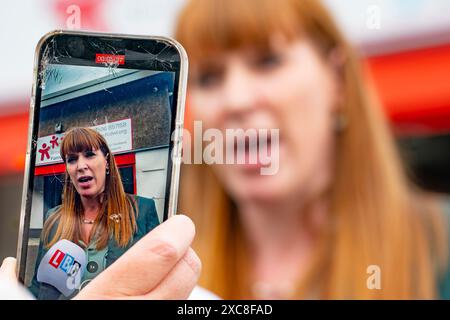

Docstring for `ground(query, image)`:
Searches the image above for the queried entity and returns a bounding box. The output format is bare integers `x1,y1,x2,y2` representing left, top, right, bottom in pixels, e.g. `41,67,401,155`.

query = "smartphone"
16,30,187,299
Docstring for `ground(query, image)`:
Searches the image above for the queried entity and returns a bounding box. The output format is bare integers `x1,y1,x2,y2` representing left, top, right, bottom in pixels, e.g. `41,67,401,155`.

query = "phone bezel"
16,30,188,283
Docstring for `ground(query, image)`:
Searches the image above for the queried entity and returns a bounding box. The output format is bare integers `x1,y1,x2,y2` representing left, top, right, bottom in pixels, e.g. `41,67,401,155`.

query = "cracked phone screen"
22,34,180,299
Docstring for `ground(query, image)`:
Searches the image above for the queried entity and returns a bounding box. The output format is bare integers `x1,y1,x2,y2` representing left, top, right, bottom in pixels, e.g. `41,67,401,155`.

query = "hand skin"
0,215,201,300
0,257,35,299
0,257,17,281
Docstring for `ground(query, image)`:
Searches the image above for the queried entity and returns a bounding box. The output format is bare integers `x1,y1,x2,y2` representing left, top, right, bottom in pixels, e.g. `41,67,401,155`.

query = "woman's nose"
76,157,88,171
221,63,258,115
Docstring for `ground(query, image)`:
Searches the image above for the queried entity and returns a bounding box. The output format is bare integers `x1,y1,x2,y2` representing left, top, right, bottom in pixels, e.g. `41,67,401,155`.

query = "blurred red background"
2,43,450,174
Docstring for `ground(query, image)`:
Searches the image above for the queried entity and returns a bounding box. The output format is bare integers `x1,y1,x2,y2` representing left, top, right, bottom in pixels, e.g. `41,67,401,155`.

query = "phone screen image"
17,31,187,299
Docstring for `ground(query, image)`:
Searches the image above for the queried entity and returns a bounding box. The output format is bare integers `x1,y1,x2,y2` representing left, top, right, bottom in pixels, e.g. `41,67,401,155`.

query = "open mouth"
78,176,93,183
231,133,277,169
234,135,274,155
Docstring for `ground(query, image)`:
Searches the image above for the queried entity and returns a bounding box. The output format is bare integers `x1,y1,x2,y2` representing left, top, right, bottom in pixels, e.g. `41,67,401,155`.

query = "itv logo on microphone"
49,249,81,277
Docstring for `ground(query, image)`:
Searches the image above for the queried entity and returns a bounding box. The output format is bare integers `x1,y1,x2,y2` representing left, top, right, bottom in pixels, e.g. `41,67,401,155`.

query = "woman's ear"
327,47,347,113
328,47,346,73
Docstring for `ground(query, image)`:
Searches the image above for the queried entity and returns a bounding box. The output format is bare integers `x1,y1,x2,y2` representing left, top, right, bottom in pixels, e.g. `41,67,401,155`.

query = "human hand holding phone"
74,214,200,300
1,215,200,300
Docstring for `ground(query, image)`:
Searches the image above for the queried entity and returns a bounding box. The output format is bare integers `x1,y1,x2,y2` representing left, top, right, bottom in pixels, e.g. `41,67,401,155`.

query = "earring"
334,113,348,133
109,213,121,224
106,165,110,175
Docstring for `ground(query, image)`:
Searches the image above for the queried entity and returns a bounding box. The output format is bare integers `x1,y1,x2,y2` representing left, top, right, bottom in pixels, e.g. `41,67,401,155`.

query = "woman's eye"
85,151,96,158
67,157,76,164
195,71,223,88
252,52,283,71
192,65,224,89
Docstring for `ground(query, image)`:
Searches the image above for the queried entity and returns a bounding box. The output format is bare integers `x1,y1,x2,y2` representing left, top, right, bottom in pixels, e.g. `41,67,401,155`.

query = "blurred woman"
176,0,450,299
30,127,159,299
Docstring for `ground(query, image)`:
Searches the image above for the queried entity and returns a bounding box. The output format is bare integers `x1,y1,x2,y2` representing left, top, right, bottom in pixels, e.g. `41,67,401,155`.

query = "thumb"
0,257,17,281
0,257,35,300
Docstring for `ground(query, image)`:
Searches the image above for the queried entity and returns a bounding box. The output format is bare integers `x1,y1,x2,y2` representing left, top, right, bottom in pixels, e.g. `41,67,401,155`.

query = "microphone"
36,239,87,297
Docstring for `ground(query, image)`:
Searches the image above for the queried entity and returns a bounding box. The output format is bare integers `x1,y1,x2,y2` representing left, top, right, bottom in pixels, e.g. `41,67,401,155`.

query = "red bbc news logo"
95,53,125,65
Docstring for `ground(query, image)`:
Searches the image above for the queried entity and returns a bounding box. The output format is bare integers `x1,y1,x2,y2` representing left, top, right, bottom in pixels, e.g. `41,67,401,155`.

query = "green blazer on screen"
28,195,160,300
